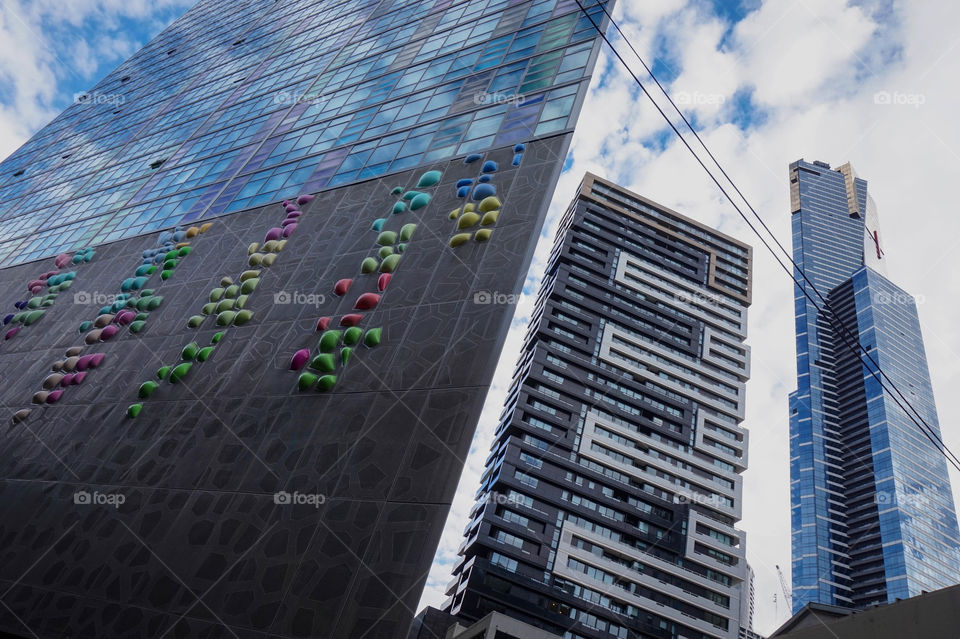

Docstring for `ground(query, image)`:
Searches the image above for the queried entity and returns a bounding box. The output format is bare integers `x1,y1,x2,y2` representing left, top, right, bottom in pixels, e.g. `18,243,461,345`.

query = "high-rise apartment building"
788,159,960,611
445,173,753,639
0,1,613,637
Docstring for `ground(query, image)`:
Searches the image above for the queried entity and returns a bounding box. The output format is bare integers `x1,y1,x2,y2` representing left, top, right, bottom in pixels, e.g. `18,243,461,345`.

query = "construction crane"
776,564,793,610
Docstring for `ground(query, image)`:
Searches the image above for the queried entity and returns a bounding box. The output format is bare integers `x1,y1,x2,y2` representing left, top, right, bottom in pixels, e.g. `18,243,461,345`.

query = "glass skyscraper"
789,159,960,611
0,1,613,637
0,0,608,264
445,174,754,639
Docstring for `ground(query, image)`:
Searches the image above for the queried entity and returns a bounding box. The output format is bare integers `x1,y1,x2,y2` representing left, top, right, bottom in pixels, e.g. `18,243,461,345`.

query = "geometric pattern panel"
0,135,569,639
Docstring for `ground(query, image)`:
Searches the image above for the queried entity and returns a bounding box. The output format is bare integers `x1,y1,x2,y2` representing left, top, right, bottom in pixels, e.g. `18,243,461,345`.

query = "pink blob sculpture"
354,293,380,310
290,349,310,370
339,314,363,327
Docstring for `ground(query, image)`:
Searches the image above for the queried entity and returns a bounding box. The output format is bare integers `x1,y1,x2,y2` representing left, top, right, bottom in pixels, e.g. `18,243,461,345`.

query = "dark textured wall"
0,136,568,639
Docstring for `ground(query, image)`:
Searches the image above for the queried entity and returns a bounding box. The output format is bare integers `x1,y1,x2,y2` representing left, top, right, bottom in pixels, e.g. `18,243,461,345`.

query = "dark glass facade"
445,174,754,639
789,159,960,611
0,1,613,637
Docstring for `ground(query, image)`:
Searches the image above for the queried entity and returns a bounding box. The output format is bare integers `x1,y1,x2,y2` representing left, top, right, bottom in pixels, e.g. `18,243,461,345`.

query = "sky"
2,0,960,636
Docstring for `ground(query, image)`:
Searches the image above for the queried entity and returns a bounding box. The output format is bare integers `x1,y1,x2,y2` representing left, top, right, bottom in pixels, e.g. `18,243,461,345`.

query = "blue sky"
0,0,193,159
4,1,960,636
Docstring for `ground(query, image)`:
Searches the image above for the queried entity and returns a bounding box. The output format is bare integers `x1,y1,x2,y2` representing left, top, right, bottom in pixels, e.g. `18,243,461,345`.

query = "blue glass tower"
789,159,960,612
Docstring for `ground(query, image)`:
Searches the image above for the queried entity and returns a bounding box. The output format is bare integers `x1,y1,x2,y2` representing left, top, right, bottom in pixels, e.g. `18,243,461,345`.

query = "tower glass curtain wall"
0,1,614,638
445,173,753,639
788,159,960,612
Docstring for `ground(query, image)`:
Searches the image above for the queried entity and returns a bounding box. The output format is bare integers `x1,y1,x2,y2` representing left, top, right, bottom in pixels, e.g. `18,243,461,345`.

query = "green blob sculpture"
481,210,499,225
215,299,235,313
400,223,417,241
209,288,224,302
310,353,336,372
202,302,217,315
379,254,401,273
240,278,258,294
130,320,146,333
234,309,253,325
23,310,44,325
319,330,342,352
197,346,214,362
216,311,236,326
169,362,192,383
160,270,173,280
128,404,142,418
363,327,382,348
187,315,205,328
377,231,397,246
343,326,363,346
157,366,170,380
317,375,337,391
181,342,199,361
378,247,394,259
298,372,318,391
139,381,158,398
474,228,492,242
224,284,240,298
341,347,353,366
212,331,225,344
361,257,379,273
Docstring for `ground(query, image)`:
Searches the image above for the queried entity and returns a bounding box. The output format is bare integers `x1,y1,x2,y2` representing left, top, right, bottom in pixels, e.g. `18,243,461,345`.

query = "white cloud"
0,0,191,160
